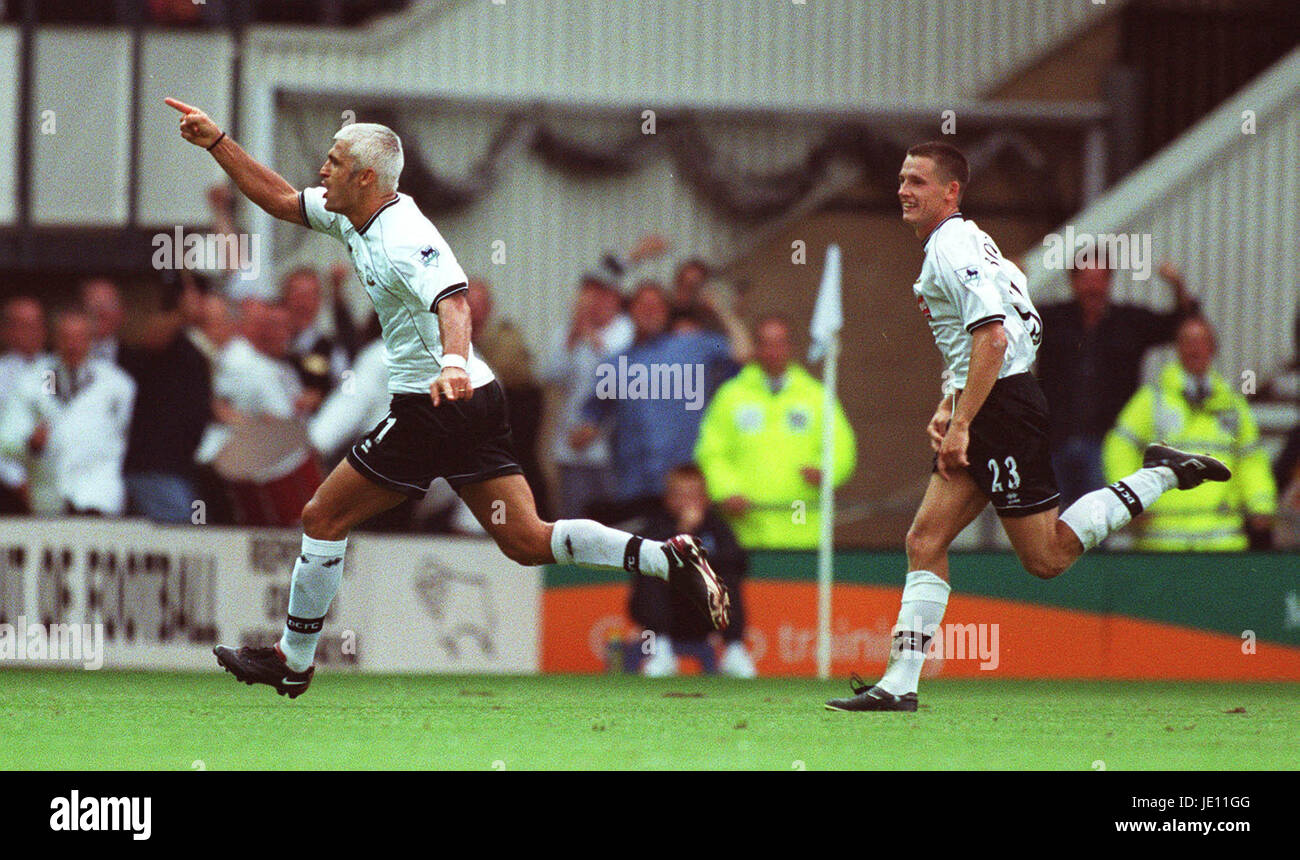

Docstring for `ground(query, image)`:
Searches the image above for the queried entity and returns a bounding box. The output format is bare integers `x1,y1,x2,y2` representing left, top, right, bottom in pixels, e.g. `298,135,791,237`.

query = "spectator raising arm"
1157,260,1198,315
699,287,753,365
1137,260,1201,345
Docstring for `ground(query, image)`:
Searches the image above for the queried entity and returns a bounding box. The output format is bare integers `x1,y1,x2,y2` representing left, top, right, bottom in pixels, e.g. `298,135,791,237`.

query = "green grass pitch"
3,669,1296,770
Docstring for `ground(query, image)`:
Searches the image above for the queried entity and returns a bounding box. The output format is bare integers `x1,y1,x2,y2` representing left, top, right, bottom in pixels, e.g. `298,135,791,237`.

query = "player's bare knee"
905,523,946,566
1024,555,1068,580
300,496,325,535
497,527,550,567
501,542,548,567
301,496,344,541
498,538,527,565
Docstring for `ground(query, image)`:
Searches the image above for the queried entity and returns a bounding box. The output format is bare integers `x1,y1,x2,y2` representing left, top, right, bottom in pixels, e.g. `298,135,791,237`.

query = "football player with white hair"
166,98,729,697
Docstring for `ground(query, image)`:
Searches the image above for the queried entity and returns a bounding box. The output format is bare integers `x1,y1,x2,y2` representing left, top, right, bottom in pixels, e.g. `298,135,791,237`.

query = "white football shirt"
912,213,1042,393
299,187,495,394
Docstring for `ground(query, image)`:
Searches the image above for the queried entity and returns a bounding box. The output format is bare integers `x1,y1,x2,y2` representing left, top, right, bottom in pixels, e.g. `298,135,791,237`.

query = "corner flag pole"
808,244,843,681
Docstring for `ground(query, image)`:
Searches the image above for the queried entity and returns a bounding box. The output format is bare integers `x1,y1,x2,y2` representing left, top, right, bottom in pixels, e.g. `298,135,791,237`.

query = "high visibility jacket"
1103,362,1277,551
695,363,856,549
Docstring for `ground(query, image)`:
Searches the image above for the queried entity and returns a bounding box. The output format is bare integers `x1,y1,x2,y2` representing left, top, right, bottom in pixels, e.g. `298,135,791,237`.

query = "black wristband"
206,131,226,151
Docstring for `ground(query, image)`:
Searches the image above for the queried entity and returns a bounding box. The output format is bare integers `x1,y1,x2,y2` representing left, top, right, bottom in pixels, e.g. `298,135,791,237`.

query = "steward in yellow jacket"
1103,318,1276,550
695,317,856,549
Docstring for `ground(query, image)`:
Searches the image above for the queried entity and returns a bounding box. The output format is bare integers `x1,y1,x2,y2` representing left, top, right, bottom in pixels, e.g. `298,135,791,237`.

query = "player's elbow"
979,323,1008,354
435,291,470,319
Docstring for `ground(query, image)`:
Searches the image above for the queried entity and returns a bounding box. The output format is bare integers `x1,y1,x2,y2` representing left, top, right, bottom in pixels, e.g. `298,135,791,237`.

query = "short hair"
79,277,120,302
630,280,670,305
580,273,619,293
676,258,711,279
52,308,92,331
754,313,793,337
161,272,209,311
668,306,709,330
333,122,404,193
2,295,42,318
1067,247,1112,275
907,141,969,199
1177,314,1216,341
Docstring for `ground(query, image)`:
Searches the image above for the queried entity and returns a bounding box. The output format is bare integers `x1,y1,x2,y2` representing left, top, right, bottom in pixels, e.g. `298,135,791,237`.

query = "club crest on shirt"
736,405,763,432
418,245,440,267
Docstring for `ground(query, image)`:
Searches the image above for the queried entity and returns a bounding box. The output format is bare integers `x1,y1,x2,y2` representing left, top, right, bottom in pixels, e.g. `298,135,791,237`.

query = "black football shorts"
347,380,524,497
934,372,1061,517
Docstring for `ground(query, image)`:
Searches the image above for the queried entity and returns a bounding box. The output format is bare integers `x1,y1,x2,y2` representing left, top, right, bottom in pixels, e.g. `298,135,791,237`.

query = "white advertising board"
0,518,539,674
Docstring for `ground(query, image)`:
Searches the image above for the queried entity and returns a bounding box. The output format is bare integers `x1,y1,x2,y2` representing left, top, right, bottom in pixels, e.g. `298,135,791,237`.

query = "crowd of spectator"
0,226,867,677
1035,258,1291,551
2,216,1298,674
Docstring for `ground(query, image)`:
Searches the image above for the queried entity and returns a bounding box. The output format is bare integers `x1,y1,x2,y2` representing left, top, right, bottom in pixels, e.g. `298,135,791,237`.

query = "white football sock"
278,534,347,673
550,519,669,579
877,569,951,697
1059,466,1176,551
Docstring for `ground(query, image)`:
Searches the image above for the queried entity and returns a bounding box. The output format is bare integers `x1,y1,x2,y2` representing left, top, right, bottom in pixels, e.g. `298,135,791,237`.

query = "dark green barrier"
545,550,1300,645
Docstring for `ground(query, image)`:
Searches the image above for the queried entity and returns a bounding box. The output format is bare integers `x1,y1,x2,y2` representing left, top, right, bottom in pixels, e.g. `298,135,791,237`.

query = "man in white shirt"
81,278,127,366
0,310,135,516
826,141,1232,713
166,97,730,698
282,266,348,405
198,301,322,526
0,296,47,513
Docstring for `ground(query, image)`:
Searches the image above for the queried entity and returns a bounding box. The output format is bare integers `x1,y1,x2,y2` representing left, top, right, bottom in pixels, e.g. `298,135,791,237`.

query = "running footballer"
165,98,729,697
825,141,1230,712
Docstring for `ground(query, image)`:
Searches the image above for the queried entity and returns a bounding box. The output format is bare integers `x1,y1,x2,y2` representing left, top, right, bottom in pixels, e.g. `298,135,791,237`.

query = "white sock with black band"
278,534,348,673
1059,466,1176,551
877,569,951,697
550,519,669,579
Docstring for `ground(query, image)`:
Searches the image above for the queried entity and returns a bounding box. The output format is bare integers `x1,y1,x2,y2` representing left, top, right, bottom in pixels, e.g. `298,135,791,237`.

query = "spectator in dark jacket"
120,274,213,523
1035,258,1197,506
630,464,756,678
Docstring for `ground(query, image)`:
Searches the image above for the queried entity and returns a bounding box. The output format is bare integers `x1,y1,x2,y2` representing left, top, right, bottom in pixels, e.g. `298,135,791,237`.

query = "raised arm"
165,98,304,226
699,286,753,364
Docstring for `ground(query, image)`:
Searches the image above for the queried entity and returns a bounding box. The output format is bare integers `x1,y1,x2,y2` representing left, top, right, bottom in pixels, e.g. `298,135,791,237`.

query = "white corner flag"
808,244,842,363
809,244,842,680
